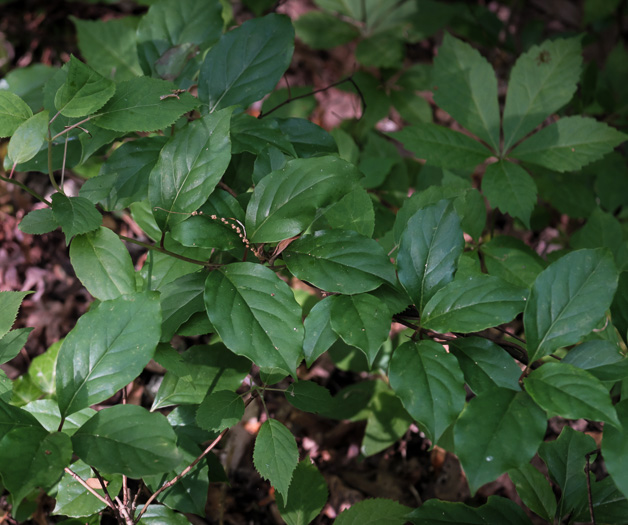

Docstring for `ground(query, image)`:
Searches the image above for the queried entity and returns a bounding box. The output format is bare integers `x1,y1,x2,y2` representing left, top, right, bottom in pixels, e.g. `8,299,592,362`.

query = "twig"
585,451,597,525
0,174,52,206
63,467,111,508
218,181,238,198
118,234,219,268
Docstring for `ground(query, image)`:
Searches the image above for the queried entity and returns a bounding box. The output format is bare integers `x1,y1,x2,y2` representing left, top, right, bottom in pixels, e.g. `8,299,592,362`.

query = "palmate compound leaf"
524,248,618,363
524,362,619,426
396,199,465,314
510,116,628,173
502,36,583,152
421,274,528,333
283,229,397,294
433,33,500,151
276,458,328,525
335,498,412,525
149,108,233,232
198,14,294,112
71,404,181,478
454,388,547,495
389,340,466,443
56,292,161,418
245,156,359,243
204,262,303,376
253,419,299,502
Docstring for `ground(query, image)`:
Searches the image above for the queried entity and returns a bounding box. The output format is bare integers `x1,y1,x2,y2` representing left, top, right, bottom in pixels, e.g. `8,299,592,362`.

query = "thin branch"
0,174,52,206
64,467,111,508
585,451,597,525
50,115,95,142
118,234,219,268
493,325,526,344
218,180,238,198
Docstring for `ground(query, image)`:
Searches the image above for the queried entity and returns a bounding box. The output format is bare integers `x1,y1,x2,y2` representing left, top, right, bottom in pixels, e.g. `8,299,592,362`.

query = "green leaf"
0,90,32,137
231,113,296,156
7,110,48,165
389,340,466,443
0,327,33,366
524,362,619,425
571,207,623,254
22,399,94,436
71,16,142,81
303,297,338,366
321,186,375,238
389,123,492,170
149,108,233,232
137,505,189,524
481,236,546,288
196,390,244,432
562,340,628,382
54,56,115,118
261,86,317,120
397,199,465,314
53,460,123,518
503,36,583,151
433,33,500,151
94,77,198,132
508,463,557,522
51,193,102,244
69,227,136,301
330,294,391,366
19,207,59,235
246,156,358,243
422,274,528,333
0,290,32,340
454,389,546,494
335,498,412,525
482,161,537,227
449,337,522,394
284,230,397,294
276,459,328,525
602,400,628,500
72,404,181,478
285,381,334,415
510,116,628,172
204,263,303,375
253,419,299,501
199,14,294,112
524,248,618,363
362,386,413,456
159,271,207,342
538,426,595,518
294,10,358,49
136,0,223,77
356,31,404,69
56,292,161,417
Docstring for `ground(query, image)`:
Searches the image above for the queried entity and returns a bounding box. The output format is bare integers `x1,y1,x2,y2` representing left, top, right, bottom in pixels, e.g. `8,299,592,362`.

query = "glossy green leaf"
149,108,232,232
54,56,115,117
205,263,303,375
7,110,48,165
199,14,294,112
389,123,491,170
511,116,627,172
362,387,413,456
53,460,123,518
231,113,296,156
508,464,556,522
136,0,222,77
0,290,32,341
93,77,198,132
72,404,181,478
482,161,537,227
454,389,546,494
335,498,412,525
22,399,94,436
137,505,189,524
246,156,358,243
422,274,528,333
433,33,500,151
481,236,546,288
389,340,465,443
152,344,250,410
196,390,244,432
159,271,207,342
284,230,397,294
26,341,61,396
524,362,619,425
562,340,628,382
285,381,334,415
524,248,618,363
0,90,32,137
449,337,522,394
303,297,338,366
18,207,59,234
70,227,136,301
602,400,628,500
71,16,142,80
294,10,358,49
538,426,595,518
253,419,299,500
0,327,33,366
276,458,328,525
397,199,464,314
503,37,582,151
56,292,161,417
330,294,391,366
51,193,102,244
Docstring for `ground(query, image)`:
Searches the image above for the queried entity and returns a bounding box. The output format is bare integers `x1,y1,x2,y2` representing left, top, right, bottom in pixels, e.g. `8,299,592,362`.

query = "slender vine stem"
0,174,52,206
118,234,220,268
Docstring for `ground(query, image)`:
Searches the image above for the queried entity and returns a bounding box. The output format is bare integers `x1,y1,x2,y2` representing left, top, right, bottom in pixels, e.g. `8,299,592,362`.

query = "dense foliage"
1,0,628,523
